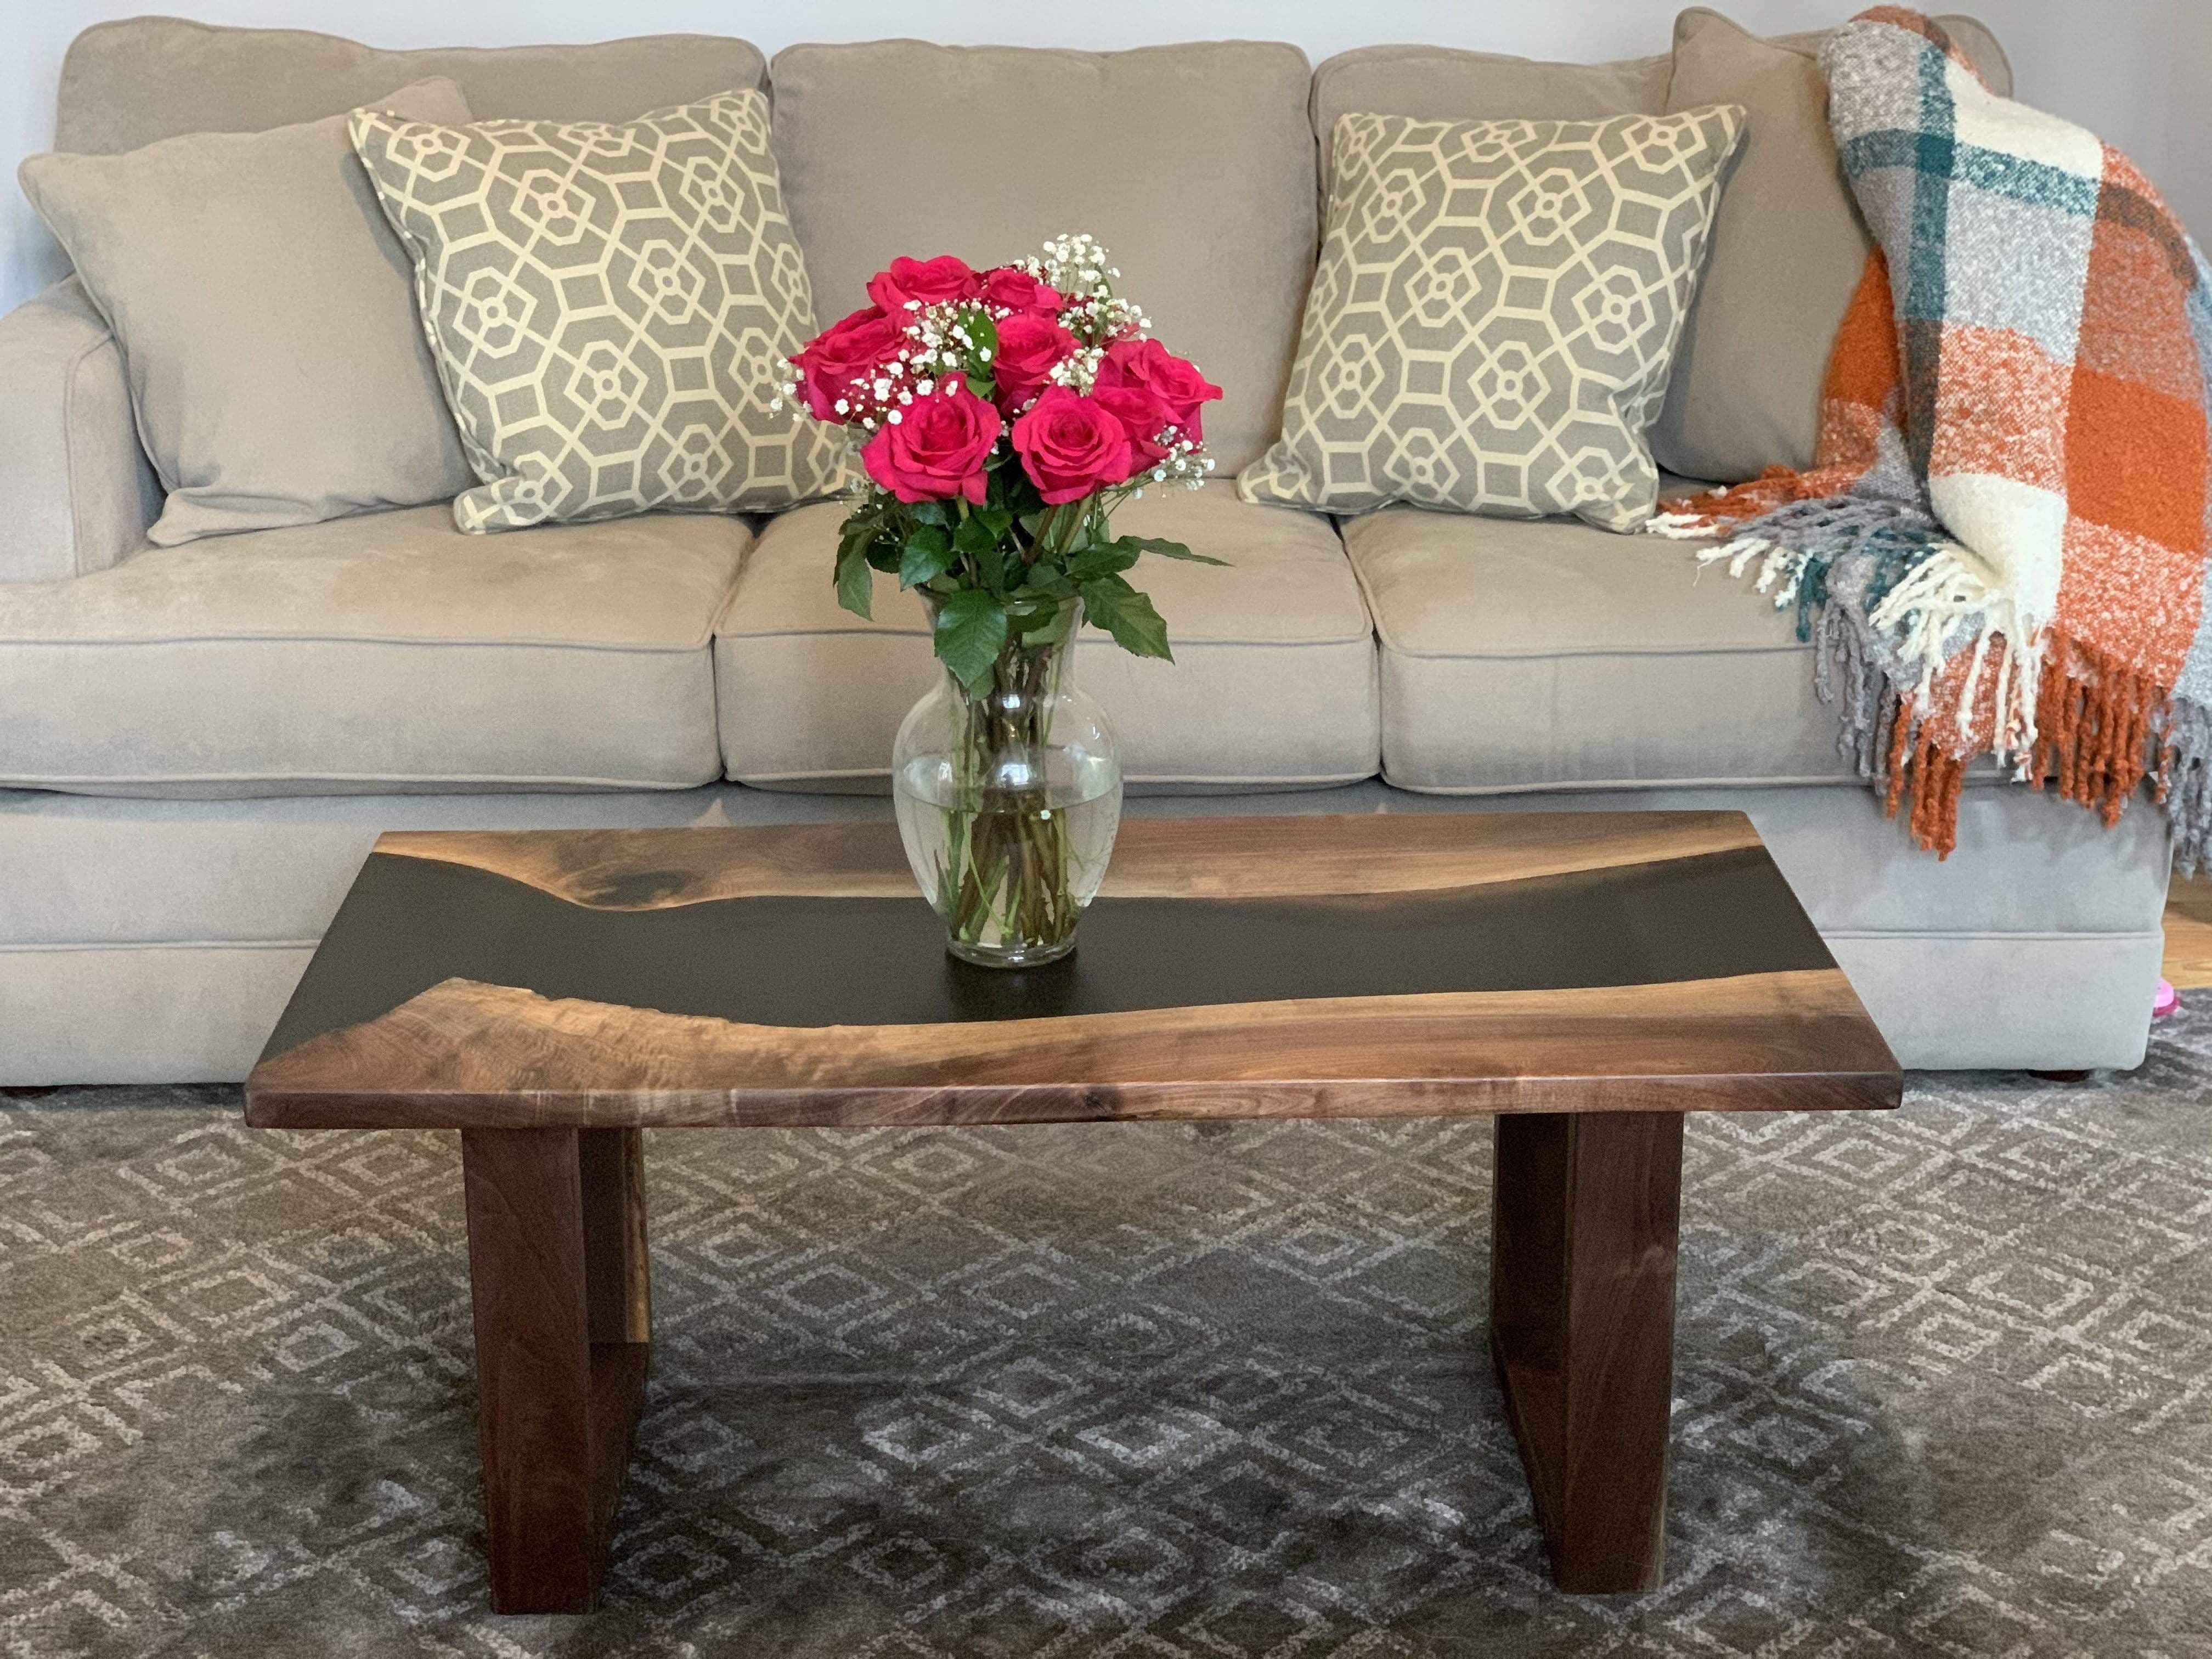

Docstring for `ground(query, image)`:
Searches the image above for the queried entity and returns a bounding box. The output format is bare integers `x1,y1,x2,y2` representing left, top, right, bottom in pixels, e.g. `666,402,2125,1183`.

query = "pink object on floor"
2153,979,2179,1019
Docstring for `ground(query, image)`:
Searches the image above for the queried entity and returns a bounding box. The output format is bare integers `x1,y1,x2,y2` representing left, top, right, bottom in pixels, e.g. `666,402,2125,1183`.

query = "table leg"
580,1128,652,1345
1490,1110,1683,1594
461,1127,652,1613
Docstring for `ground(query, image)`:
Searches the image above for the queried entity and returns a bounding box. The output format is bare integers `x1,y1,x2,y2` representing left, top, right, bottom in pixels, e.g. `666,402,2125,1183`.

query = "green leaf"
1080,576,1172,662
899,526,955,589
1001,592,1073,648
971,537,1013,593
1014,567,1077,600
1064,539,1142,582
841,507,900,573
909,500,954,529
952,511,1002,558
963,308,1000,377
934,589,1010,693
835,541,874,619
936,307,997,403
836,512,883,564
989,465,1041,517
1120,534,1229,567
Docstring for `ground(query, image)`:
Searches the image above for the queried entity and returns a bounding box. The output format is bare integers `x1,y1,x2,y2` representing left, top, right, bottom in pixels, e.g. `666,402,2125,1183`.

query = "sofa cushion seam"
1378,639,1816,662
1821,928,2165,942
714,625,1377,648
0,631,724,653
0,769,713,788
60,322,119,579
0,939,323,953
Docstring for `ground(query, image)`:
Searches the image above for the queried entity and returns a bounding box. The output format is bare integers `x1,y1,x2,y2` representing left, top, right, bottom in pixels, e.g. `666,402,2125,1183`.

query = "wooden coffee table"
244,811,1898,1611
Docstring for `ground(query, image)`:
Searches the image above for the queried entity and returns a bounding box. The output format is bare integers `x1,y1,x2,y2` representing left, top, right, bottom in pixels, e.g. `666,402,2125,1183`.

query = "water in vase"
893,747,1122,966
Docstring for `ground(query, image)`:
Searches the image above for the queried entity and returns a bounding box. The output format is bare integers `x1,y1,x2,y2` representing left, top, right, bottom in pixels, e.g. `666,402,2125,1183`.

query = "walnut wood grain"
246,968,1898,1129
1492,1110,1683,1593
579,1128,650,1346
375,811,1765,907
247,812,1900,1608
460,1128,648,1613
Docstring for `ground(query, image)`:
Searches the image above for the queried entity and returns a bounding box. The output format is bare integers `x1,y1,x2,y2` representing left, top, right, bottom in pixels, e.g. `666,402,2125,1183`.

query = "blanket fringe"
1876,622,2180,858
2163,698,2212,874
1658,498,2006,851
1876,695,1965,857
1652,477,2211,859
2030,629,2164,828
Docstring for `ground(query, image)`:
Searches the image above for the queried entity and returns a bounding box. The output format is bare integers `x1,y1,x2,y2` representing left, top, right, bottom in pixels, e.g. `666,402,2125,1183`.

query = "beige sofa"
0,16,2171,1084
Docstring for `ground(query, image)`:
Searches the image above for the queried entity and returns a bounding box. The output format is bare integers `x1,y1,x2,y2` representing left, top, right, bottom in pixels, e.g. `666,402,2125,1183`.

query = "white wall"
2,0,2203,313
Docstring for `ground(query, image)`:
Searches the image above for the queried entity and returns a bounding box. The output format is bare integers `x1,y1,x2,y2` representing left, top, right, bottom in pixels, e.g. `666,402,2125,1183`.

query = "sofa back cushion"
352,92,848,532
1307,17,2008,187
1240,105,1745,532
1769,14,2010,83
1311,45,1672,200
55,17,765,154
1653,8,2015,482
20,78,478,546
770,41,1316,475
1306,14,2013,487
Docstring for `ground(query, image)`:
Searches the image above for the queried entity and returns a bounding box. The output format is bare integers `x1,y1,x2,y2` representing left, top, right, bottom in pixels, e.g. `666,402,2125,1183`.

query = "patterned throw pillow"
1240,107,1744,532
350,91,849,532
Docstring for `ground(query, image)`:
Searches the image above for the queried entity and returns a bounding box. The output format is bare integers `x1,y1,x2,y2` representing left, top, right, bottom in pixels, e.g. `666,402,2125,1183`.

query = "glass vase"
891,598,1124,968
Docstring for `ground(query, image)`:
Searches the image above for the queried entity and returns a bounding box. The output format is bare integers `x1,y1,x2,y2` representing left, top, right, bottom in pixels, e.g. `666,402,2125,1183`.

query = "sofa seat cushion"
1345,500,1863,792
715,488,1380,789
0,506,745,795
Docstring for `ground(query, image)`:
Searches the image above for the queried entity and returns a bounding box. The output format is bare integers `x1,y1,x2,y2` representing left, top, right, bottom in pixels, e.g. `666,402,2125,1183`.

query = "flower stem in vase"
800,237,1223,966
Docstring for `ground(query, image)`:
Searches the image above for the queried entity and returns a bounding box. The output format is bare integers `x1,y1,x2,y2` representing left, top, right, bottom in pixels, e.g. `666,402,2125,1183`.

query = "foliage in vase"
776,235,1226,966
777,233,1227,692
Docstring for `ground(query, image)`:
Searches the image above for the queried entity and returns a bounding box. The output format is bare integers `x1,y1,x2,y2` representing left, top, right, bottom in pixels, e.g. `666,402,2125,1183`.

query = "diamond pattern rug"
3,1013,2210,1657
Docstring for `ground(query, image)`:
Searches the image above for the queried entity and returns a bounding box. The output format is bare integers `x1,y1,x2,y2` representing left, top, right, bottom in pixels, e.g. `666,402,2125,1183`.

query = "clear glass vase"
892,598,1124,968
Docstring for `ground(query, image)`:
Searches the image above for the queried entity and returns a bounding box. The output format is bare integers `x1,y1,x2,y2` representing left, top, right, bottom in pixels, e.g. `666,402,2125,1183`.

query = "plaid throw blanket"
1654,7,2212,866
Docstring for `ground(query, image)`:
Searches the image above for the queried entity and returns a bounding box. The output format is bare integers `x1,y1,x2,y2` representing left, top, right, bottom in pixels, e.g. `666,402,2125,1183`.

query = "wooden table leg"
461,1127,652,1613
1490,1110,1683,1594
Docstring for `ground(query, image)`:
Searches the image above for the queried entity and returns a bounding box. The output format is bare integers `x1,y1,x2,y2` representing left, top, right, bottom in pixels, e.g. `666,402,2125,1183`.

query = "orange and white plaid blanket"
1654,7,2212,865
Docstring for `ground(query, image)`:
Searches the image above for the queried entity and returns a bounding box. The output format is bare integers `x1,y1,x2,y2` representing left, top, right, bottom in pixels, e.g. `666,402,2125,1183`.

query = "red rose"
861,377,1002,505
866,254,981,313
792,304,906,422
1096,338,1222,440
1090,381,1172,467
978,266,1065,318
1011,386,1136,504
990,313,1078,414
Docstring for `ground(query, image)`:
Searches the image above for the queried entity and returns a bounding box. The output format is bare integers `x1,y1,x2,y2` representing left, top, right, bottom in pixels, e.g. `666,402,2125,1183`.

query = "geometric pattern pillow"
1239,107,1744,532
349,91,850,533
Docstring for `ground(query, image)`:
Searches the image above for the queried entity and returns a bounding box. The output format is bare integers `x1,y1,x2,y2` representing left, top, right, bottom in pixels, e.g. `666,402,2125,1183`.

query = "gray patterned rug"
3,1014,2210,1659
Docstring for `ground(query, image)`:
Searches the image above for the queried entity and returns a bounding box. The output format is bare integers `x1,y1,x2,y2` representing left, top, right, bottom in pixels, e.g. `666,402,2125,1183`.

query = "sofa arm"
0,279,160,582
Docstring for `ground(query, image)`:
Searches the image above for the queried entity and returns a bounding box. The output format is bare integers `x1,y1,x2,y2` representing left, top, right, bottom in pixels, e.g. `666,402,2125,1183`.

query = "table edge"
244,1066,1904,1130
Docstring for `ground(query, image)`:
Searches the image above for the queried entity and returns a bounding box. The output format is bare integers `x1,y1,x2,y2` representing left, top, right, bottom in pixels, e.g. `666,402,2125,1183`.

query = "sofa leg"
2029,1069,2092,1082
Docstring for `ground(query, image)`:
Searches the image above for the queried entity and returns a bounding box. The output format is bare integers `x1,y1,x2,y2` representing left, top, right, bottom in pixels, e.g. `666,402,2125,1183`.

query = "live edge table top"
242,811,1901,1130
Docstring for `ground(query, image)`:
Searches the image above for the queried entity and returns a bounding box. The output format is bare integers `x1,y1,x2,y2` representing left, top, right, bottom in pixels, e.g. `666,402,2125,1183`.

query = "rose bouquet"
780,233,1224,967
